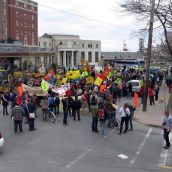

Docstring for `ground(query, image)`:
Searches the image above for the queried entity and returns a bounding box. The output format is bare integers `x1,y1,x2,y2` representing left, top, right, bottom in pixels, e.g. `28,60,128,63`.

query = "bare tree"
121,0,172,59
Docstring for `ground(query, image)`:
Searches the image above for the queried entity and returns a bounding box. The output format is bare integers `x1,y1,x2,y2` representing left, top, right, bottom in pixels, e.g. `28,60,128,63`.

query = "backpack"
98,109,105,120
90,95,97,105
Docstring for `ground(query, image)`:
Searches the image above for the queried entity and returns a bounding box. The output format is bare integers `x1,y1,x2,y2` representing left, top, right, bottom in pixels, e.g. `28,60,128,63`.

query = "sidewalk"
134,81,169,128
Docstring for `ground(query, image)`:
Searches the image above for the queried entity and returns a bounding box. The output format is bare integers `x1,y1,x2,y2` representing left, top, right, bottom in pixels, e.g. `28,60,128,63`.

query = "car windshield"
132,82,139,86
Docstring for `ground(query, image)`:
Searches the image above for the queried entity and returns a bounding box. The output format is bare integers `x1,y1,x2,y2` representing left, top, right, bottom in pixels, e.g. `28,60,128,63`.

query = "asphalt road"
0,97,171,172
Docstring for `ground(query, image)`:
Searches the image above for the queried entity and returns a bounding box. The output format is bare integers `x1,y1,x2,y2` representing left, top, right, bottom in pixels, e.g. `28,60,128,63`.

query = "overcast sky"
35,0,147,52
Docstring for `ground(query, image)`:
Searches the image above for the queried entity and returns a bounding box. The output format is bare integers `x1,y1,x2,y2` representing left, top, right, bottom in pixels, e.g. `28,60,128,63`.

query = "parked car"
128,80,142,93
0,132,4,148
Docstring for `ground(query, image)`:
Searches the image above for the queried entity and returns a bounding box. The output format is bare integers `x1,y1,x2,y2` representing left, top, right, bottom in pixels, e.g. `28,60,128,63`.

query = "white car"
128,80,141,93
0,132,4,147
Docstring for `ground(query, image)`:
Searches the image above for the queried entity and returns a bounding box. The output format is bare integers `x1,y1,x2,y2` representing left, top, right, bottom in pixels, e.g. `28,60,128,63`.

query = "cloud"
36,0,143,51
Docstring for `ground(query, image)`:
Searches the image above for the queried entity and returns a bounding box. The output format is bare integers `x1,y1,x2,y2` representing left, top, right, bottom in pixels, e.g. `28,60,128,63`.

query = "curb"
134,118,162,129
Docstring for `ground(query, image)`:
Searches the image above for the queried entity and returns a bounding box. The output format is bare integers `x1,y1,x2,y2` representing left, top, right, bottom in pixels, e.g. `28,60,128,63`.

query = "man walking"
72,96,82,121
118,103,130,134
162,110,172,149
11,102,24,133
24,98,36,131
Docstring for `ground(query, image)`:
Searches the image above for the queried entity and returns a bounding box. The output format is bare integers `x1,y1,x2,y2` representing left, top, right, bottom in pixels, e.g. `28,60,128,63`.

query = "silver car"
0,132,4,148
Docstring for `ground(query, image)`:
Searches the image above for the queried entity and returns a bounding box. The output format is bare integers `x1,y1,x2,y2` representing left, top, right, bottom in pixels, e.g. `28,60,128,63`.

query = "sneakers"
163,146,170,149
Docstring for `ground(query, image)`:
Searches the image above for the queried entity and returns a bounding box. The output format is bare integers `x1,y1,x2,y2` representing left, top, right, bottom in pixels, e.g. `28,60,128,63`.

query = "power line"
38,3,133,31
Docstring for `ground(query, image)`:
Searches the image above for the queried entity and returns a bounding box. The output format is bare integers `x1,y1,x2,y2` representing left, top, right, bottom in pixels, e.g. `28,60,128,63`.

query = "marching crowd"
0,66,164,138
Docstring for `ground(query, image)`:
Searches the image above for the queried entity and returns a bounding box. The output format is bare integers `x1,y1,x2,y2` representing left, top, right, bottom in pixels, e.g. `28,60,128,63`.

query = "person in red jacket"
148,86,155,105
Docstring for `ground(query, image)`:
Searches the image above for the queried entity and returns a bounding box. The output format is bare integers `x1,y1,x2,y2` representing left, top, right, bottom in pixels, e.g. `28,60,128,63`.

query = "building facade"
0,0,38,46
39,33,101,68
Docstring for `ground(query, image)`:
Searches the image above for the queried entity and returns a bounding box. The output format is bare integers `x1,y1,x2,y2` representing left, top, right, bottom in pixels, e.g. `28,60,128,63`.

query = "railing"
0,46,55,53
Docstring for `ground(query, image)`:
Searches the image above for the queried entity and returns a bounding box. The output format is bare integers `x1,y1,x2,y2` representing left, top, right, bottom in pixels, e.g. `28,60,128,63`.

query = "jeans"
29,118,35,130
149,96,155,105
99,120,106,135
107,111,115,128
42,109,47,120
155,91,159,101
92,117,98,131
120,117,129,134
3,105,8,115
128,114,133,130
63,110,68,125
73,108,81,120
14,120,23,132
163,129,171,147
68,106,72,116
127,91,132,99
54,105,59,115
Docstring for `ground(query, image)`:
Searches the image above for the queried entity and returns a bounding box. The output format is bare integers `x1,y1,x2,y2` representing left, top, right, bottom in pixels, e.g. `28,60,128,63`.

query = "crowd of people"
0,66,164,137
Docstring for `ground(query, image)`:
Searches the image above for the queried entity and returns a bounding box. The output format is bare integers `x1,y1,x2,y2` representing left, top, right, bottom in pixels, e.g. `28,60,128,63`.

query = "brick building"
0,0,38,45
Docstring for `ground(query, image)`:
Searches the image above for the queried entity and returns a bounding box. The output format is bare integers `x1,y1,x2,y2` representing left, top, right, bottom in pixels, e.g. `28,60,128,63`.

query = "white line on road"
130,128,153,164
65,149,91,169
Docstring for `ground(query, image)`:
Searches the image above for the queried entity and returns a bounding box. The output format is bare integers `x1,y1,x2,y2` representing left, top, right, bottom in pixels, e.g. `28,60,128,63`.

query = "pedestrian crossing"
159,133,172,168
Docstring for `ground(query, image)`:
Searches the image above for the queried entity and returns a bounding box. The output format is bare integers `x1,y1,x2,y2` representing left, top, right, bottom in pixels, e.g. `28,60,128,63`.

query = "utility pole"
142,0,156,111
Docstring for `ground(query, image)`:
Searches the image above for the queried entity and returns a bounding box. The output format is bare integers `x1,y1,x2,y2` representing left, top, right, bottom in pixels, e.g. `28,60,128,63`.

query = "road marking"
66,149,90,169
118,154,128,159
160,166,172,169
159,133,172,167
48,161,60,166
130,128,152,164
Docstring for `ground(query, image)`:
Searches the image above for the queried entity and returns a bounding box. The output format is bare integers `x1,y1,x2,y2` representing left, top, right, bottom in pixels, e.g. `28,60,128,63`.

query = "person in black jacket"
23,98,36,131
1,94,9,115
54,94,60,115
62,97,69,125
71,96,82,121
125,103,135,131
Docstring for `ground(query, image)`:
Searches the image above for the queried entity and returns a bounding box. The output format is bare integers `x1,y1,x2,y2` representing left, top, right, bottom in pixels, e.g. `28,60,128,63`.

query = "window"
24,31,27,36
96,44,99,48
88,52,92,62
39,42,40,46
32,24,34,29
73,42,76,45
24,4,27,8
24,38,27,45
49,42,51,47
35,57,41,65
27,5,30,10
31,6,34,11
32,15,34,20
43,42,47,47
16,11,19,17
16,21,19,26
16,30,19,35
3,9,6,15
95,52,99,62
82,43,84,48
16,2,19,6
49,57,52,63
24,13,26,18
24,22,27,27
32,32,34,37
59,42,62,45
32,38,35,45
88,44,92,48
16,36,19,40
81,52,85,59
